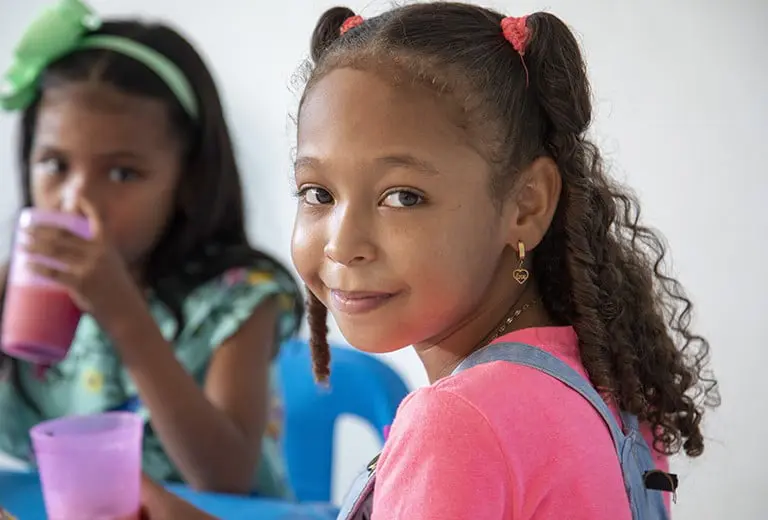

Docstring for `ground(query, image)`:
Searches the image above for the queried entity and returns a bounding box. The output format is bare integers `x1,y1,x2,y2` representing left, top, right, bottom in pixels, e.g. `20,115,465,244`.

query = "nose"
324,203,376,266
57,173,94,214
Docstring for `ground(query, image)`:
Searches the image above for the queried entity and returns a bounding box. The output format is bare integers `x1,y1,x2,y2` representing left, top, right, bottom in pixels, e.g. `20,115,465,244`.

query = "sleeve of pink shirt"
372,386,511,520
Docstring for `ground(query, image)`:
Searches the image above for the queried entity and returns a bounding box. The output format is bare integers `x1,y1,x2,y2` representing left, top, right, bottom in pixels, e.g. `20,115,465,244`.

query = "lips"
329,289,396,315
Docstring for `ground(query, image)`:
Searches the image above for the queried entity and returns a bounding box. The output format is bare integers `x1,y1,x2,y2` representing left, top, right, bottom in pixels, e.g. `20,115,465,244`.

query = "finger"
76,197,103,239
24,229,87,263
140,475,171,520
26,225,91,249
141,472,160,492
27,261,76,282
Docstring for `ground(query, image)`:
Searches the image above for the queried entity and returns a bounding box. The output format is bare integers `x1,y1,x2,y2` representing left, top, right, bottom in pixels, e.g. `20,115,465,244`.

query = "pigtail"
304,6,361,385
524,13,592,137
311,6,357,63
306,287,330,383
524,12,713,456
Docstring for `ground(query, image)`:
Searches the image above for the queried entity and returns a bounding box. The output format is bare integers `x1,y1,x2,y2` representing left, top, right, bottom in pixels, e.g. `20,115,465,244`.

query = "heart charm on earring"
512,268,529,285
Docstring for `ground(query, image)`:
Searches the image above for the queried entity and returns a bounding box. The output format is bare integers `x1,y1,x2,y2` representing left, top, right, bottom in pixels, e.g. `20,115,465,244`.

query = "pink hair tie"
501,15,531,86
340,15,364,35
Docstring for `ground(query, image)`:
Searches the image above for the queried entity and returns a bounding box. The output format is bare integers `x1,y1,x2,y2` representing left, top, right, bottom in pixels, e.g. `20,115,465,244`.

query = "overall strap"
452,342,627,454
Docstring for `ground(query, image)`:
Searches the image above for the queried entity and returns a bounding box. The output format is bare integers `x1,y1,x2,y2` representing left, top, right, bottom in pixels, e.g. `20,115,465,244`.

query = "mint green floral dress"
0,263,299,498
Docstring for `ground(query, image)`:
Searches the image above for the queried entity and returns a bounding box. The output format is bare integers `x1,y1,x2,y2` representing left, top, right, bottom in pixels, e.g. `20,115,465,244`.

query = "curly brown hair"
300,3,719,457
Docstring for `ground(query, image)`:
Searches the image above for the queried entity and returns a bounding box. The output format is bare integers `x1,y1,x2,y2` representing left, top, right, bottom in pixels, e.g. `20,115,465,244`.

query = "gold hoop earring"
513,240,530,285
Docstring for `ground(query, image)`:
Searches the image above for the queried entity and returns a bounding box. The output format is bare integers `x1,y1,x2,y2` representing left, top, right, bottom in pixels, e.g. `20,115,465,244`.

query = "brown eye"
107,167,140,182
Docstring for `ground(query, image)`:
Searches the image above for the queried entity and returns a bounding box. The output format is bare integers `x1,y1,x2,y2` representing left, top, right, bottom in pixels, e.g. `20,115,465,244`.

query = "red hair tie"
501,16,530,86
340,15,364,35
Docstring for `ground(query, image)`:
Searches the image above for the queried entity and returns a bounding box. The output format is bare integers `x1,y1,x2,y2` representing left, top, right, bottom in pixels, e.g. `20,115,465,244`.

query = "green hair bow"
0,0,198,118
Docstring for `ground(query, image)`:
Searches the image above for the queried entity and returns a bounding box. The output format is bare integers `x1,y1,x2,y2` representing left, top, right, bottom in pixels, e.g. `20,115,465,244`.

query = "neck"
414,279,553,384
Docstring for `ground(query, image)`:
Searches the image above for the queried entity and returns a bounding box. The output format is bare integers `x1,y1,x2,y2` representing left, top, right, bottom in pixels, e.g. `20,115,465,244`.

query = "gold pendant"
512,268,529,285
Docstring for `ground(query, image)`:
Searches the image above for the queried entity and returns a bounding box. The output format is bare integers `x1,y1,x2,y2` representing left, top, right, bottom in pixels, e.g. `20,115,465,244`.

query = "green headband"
0,0,198,119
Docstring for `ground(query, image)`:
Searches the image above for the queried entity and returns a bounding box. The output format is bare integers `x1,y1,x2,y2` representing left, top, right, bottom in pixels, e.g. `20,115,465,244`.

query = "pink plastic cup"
1,208,91,365
30,412,143,520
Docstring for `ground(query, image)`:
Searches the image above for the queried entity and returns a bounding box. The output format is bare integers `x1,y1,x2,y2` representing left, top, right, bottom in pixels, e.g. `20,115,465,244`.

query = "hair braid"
306,288,331,383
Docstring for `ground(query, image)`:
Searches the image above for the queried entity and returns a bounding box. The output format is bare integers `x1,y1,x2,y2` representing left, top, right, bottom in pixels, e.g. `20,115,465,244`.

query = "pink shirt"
373,326,669,520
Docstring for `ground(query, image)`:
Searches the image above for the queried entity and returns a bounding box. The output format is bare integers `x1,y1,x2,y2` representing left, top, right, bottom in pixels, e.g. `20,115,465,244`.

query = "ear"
502,157,561,251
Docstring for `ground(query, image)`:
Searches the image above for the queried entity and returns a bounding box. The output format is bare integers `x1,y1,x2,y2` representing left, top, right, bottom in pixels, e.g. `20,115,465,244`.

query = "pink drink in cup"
1,208,91,365
30,412,143,520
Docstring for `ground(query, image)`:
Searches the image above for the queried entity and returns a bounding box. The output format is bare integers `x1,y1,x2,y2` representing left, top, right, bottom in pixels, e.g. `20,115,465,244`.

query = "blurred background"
0,0,766,517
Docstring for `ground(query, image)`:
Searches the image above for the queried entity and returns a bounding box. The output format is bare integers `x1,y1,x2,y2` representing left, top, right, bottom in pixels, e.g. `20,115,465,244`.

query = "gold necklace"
431,297,542,385
477,298,540,348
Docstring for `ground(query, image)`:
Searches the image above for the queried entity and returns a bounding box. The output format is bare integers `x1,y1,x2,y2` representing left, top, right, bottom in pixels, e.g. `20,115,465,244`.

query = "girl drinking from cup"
0,0,301,498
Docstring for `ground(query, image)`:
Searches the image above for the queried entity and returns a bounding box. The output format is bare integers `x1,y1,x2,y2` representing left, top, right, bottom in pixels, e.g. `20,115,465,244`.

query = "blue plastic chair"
277,339,410,503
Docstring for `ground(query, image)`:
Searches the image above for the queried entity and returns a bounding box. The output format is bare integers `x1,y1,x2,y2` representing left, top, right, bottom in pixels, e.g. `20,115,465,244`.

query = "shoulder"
188,263,298,311
393,383,501,438
175,263,301,343
386,382,512,465
374,385,514,517
434,359,574,418
430,360,621,464
383,384,509,463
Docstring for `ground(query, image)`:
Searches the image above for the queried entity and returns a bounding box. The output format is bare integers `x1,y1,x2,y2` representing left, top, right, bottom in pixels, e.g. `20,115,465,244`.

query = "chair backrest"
277,339,410,503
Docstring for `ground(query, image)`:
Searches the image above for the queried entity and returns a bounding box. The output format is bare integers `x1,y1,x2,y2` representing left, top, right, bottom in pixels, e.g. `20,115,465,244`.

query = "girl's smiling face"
292,68,527,354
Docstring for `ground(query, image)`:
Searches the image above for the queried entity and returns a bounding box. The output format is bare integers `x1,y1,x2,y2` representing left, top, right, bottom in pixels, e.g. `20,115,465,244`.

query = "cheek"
104,185,177,255
407,236,496,307
291,212,323,283
107,203,167,246
395,212,503,325
29,175,58,209
397,207,500,285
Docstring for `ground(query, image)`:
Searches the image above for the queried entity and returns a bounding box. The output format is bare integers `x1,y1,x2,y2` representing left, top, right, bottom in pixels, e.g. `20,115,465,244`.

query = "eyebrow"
31,145,145,161
294,154,442,176
293,156,318,172
96,151,145,161
376,154,441,176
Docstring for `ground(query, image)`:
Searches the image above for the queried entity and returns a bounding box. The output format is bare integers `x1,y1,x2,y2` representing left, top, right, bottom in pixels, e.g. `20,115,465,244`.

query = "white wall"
1,0,766,517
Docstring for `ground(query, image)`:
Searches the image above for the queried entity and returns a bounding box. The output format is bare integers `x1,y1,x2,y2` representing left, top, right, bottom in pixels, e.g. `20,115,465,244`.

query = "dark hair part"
1,20,303,408
301,3,718,457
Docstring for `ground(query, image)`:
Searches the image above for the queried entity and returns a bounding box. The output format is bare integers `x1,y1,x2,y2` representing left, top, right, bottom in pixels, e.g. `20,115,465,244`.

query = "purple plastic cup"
1,208,91,365
30,412,143,520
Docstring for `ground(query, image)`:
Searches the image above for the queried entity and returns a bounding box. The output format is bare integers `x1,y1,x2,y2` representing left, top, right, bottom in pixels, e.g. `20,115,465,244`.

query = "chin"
336,321,414,355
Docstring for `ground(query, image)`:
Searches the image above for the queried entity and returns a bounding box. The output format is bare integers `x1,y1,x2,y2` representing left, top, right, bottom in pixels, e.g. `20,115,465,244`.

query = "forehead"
33,82,178,152
298,67,477,164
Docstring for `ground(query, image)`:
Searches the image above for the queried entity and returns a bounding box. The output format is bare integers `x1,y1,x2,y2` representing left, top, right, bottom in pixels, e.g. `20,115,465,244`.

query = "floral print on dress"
223,267,275,288
265,394,285,442
0,508,18,519
83,368,104,393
